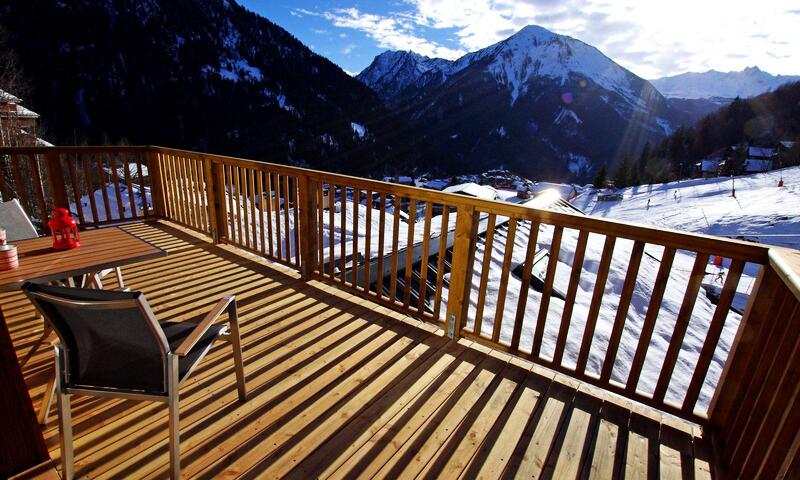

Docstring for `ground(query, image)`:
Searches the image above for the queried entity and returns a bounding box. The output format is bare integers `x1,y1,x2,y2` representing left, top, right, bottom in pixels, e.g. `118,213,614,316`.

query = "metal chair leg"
54,345,74,480
167,354,181,480
228,301,248,402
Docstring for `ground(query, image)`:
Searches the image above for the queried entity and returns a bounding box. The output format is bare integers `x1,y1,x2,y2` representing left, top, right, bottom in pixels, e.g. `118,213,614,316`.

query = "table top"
0,227,166,292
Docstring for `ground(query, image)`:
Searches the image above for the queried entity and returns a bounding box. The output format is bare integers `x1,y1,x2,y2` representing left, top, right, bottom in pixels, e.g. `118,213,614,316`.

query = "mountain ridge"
651,66,800,99
358,24,681,180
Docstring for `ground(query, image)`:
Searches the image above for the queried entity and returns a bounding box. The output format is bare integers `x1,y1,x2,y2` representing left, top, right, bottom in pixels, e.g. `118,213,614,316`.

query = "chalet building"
744,146,776,173
0,89,51,147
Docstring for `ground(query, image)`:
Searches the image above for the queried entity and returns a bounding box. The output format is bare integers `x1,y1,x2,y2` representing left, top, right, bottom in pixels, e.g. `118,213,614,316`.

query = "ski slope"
573,166,800,250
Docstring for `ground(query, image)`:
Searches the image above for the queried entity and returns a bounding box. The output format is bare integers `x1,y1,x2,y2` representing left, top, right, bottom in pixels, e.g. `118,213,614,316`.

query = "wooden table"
0,227,166,292
0,226,166,477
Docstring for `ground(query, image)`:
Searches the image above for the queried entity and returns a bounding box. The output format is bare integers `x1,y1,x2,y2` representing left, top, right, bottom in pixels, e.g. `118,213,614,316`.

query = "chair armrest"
174,296,236,356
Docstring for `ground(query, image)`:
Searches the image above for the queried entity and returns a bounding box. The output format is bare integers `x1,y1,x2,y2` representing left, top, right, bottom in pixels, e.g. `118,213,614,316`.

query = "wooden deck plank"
1,220,709,480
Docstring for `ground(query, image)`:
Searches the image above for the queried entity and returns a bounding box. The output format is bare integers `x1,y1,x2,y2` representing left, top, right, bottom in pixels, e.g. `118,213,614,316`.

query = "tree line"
595,82,800,189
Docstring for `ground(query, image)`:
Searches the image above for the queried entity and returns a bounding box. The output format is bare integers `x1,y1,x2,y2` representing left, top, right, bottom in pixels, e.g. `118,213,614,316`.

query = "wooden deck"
3,221,714,479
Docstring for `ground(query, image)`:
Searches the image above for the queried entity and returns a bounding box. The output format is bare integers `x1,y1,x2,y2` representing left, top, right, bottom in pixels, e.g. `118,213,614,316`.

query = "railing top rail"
770,248,800,301
1,145,773,263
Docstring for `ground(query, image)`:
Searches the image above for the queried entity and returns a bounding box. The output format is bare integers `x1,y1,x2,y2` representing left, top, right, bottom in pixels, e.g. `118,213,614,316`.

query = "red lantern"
48,208,80,250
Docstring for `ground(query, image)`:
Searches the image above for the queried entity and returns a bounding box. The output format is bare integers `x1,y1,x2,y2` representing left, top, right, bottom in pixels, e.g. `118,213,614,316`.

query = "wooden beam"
445,205,478,339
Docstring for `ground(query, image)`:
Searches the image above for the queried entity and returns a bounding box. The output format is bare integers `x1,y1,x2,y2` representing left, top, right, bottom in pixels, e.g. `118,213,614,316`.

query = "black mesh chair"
21,282,248,480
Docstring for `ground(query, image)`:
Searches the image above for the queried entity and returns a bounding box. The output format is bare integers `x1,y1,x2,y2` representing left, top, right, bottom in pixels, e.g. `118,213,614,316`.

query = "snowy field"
573,166,800,250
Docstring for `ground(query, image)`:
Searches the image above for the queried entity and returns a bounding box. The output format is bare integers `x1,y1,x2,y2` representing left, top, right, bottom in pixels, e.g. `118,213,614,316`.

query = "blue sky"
239,0,800,79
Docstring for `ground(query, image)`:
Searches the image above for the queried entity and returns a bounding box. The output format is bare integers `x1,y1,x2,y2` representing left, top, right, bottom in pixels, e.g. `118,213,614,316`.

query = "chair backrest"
0,199,38,241
21,283,171,394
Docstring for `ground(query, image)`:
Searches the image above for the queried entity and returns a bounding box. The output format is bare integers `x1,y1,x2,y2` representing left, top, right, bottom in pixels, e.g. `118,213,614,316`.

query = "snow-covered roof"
529,182,577,200
0,89,20,102
748,146,775,158
423,179,449,191
744,159,772,172
780,141,798,149
443,182,498,200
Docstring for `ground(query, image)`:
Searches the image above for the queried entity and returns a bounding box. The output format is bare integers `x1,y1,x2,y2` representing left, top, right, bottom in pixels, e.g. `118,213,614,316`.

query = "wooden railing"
5,145,800,474
0,146,153,231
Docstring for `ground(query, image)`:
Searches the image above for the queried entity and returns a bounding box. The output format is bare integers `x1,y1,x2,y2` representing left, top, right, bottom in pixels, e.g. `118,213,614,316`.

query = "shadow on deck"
2,221,713,479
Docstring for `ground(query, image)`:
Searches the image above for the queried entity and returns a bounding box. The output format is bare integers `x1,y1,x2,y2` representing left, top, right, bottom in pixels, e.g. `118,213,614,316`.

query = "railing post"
145,148,167,218
200,155,220,242
298,174,318,280
210,160,228,243
44,151,69,210
445,205,478,339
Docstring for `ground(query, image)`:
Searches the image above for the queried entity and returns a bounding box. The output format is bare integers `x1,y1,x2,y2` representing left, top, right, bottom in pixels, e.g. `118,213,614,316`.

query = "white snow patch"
351,122,367,138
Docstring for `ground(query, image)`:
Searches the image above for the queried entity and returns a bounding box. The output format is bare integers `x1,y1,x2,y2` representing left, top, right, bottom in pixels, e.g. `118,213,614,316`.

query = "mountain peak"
510,24,559,43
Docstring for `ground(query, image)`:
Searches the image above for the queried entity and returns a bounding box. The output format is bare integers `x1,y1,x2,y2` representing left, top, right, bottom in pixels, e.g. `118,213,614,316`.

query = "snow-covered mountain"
359,25,686,180
0,0,418,175
651,66,800,100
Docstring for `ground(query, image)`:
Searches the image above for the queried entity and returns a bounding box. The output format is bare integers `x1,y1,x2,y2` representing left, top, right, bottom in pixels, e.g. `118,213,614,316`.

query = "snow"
572,166,800,250
443,183,498,200
651,66,800,99
351,122,367,139
568,154,590,175
486,25,638,106
69,183,153,223
656,117,673,135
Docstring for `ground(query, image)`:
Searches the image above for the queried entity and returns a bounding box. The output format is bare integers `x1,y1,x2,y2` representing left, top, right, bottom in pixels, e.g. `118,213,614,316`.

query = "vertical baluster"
29,155,48,226
225,164,236,243
417,202,433,314
293,178,301,266
376,192,387,297
317,182,324,270
257,170,266,256
473,214,497,336
250,168,258,250
432,205,450,321
82,153,99,224
511,221,541,351
67,154,85,224
553,230,589,365
576,235,617,374
389,195,402,303
234,166,245,247
284,175,292,262
137,152,149,217
109,152,125,220
599,241,645,383
198,159,210,231
339,185,347,282
653,252,711,403
264,172,274,256
492,218,517,343
364,189,373,292
626,247,676,393
352,188,360,288
682,259,744,414
121,152,137,218
97,153,111,222
403,199,417,307
328,184,335,279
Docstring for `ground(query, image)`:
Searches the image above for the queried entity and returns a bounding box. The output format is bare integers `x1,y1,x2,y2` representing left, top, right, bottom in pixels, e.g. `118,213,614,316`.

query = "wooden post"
445,205,478,339
201,155,220,242
211,160,228,243
44,151,69,210
145,149,167,218
298,174,318,280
